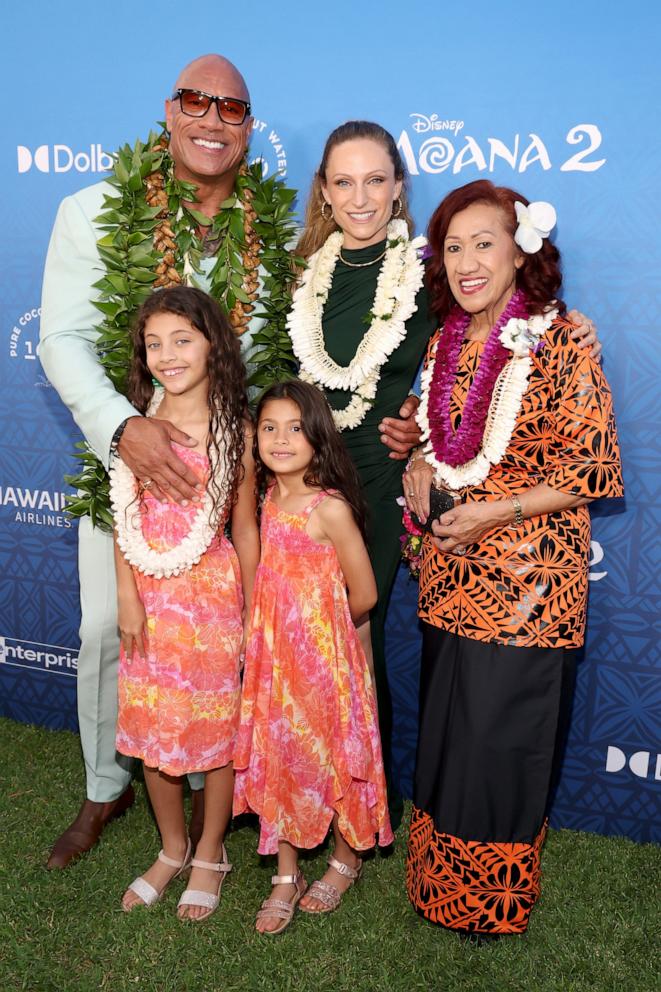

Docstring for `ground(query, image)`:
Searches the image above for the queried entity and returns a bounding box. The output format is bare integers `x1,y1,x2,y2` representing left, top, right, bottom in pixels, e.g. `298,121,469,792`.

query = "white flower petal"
528,201,557,237
514,226,543,253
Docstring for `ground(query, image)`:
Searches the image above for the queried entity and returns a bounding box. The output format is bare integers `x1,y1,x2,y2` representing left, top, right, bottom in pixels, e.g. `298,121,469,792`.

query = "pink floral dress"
233,488,393,854
115,445,243,776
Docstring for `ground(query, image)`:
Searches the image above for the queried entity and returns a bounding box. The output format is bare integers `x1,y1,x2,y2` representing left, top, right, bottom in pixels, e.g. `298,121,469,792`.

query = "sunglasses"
171,88,251,126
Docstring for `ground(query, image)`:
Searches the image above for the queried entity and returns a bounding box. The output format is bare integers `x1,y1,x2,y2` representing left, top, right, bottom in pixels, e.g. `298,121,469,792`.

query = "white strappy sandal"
122,838,192,911
177,845,232,922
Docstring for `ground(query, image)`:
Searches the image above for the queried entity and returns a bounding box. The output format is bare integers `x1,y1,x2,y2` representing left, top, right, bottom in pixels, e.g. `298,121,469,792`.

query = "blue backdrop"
1,1,659,842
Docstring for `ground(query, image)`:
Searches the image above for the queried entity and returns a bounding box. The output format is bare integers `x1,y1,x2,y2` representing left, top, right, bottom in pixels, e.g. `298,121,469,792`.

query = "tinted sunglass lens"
180,91,211,116
219,99,246,124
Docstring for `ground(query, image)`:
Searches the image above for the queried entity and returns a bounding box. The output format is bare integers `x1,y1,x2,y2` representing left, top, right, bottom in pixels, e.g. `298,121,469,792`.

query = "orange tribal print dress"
407,319,623,935
233,488,393,855
116,445,243,776
418,319,623,645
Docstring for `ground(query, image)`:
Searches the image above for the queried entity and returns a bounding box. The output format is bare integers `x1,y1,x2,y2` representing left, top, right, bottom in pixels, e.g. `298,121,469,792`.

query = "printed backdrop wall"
2,1,659,842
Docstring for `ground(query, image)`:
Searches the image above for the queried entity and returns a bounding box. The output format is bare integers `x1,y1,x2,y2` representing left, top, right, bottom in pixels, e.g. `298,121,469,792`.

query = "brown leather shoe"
189,787,205,851
46,785,135,869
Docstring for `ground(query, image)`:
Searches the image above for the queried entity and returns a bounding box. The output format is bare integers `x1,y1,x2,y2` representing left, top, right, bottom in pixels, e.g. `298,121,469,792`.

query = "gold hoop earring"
321,202,332,221
392,197,402,218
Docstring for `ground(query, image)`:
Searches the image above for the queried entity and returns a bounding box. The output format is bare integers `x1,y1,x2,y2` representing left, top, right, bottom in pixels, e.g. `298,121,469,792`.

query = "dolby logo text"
17,144,113,174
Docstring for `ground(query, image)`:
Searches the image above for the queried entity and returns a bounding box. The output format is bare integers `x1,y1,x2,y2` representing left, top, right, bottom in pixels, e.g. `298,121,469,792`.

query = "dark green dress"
321,239,436,810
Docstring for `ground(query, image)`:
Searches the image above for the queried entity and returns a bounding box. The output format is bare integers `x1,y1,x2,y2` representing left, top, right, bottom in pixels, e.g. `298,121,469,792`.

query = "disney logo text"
410,114,464,136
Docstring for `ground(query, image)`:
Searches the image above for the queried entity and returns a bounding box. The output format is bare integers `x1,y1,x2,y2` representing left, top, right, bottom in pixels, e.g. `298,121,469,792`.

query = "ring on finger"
142,478,153,488
454,545,467,555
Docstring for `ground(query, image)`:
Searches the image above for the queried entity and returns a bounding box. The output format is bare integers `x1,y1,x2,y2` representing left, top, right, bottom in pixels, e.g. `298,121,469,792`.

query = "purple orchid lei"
428,289,529,467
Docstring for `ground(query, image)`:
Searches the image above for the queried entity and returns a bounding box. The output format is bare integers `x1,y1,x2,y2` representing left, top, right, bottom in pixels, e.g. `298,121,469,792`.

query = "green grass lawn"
1,718,658,992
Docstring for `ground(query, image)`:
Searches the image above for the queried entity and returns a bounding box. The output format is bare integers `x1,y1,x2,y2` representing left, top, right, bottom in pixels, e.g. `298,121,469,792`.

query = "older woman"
288,126,601,844
403,180,623,940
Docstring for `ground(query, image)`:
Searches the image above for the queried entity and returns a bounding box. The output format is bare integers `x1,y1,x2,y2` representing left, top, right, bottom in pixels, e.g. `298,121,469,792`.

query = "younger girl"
233,380,393,935
112,286,259,921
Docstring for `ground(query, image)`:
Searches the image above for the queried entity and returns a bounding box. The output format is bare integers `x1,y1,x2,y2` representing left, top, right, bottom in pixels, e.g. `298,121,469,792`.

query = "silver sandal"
256,871,307,935
299,854,363,914
122,838,192,911
177,845,232,922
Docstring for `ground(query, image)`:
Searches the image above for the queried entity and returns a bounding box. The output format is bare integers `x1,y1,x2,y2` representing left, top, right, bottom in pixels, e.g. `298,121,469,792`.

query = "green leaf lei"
65,129,299,531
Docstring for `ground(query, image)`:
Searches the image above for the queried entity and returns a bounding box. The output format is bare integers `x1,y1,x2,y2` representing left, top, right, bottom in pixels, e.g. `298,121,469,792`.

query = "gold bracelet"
511,495,524,528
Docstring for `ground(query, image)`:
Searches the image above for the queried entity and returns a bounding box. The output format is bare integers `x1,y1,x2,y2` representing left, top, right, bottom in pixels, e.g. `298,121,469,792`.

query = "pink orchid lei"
428,289,529,466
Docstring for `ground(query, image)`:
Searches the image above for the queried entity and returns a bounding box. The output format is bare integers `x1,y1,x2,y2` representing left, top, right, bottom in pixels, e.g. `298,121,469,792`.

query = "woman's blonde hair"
295,120,415,264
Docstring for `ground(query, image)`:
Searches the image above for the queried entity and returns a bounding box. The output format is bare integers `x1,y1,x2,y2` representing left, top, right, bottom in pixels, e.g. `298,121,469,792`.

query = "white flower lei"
417,309,557,489
109,388,228,579
287,219,427,430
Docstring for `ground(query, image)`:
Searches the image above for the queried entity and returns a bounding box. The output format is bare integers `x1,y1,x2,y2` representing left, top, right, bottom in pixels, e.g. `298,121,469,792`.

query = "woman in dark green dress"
287,122,434,830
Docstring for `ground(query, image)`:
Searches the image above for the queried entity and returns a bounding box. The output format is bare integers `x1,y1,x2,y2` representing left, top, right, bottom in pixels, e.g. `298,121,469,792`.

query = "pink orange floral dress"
115,444,243,776
233,488,393,855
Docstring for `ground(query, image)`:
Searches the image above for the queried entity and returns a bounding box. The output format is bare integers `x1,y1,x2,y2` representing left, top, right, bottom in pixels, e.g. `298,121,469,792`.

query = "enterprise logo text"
0,637,78,676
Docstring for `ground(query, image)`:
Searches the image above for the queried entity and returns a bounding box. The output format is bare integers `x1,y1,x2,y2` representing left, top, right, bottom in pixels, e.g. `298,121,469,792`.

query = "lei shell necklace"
287,218,427,431
109,388,229,579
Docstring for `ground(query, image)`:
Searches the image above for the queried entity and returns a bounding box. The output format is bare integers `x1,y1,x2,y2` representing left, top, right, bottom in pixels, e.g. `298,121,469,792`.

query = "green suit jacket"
39,179,264,469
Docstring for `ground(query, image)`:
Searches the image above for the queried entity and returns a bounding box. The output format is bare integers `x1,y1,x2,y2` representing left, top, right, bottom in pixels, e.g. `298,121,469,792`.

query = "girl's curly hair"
254,379,369,540
128,286,248,526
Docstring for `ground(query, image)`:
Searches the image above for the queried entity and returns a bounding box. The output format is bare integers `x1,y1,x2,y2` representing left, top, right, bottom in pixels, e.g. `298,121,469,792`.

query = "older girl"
112,286,259,921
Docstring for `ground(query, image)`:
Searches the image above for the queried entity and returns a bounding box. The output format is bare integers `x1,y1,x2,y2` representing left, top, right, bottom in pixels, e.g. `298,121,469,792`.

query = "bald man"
39,55,264,869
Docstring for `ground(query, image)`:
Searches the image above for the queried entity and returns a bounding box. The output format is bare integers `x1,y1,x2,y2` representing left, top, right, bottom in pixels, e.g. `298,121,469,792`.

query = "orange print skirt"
406,624,575,934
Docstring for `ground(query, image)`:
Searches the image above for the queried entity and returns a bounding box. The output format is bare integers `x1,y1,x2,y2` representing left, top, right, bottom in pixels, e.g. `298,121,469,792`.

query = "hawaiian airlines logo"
399,114,606,175
0,636,78,676
17,144,113,174
0,485,73,528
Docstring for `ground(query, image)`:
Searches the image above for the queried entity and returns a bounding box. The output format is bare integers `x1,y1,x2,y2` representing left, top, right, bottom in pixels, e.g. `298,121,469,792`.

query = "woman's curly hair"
425,179,565,323
253,379,369,540
128,286,248,527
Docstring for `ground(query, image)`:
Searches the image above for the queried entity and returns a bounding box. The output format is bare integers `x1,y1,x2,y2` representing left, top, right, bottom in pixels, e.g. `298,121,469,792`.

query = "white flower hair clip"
514,200,557,254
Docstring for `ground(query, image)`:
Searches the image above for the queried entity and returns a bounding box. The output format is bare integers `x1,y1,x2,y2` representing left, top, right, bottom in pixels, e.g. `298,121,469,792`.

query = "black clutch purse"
413,486,457,533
